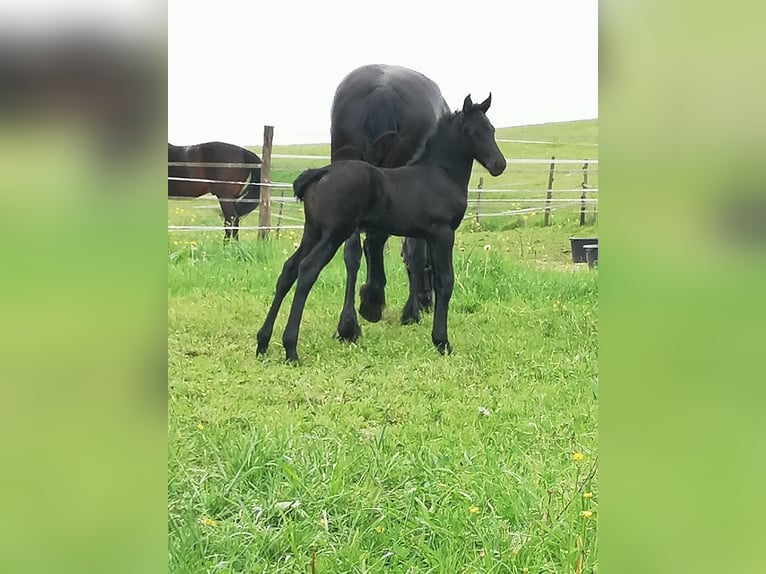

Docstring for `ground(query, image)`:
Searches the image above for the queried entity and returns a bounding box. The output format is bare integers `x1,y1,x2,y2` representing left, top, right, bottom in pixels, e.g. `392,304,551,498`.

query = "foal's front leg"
337,231,363,342
428,228,456,355
400,237,430,325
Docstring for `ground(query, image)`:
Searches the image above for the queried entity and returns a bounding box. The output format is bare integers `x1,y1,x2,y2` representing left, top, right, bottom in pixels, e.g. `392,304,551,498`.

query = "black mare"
330,64,450,342
257,94,507,362
168,141,261,241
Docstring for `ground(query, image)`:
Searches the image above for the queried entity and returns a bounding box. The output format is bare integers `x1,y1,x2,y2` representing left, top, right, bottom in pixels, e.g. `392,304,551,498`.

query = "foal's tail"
234,149,263,218
293,167,329,201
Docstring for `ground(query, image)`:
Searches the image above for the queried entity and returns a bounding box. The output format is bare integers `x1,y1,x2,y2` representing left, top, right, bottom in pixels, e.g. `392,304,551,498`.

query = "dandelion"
583,492,593,499
478,406,491,417
198,516,217,527
562,304,568,311
572,452,584,461
374,525,383,534
197,423,204,430
469,506,479,514
522,569,529,573
580,510,593,519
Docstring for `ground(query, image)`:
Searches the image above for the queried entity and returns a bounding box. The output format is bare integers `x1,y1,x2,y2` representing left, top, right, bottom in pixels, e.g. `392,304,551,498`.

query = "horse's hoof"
337,319,362,343
400,305,420,325
359,284,384,323
285,352,299,363
418,297,433,313
256,342,268,356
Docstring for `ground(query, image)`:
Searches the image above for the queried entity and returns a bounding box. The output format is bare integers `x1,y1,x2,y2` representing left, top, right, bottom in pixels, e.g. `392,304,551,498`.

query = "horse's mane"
406,110,462,166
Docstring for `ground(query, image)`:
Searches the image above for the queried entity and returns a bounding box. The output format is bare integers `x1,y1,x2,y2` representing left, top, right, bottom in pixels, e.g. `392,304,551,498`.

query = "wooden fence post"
258,125,274,239
543,156,555,226
474,176,484,225
580,160,589,226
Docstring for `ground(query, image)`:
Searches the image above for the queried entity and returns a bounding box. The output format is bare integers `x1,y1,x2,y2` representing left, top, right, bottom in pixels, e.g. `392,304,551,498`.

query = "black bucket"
570,237,598,263
584,244,598,268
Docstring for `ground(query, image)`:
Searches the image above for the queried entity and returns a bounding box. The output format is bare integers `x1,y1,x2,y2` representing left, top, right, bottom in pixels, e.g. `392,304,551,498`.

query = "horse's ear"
478,93,492,113
462,94,473,114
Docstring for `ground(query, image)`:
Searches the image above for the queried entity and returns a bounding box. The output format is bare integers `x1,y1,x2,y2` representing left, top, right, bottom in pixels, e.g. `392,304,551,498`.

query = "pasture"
168,120,598,573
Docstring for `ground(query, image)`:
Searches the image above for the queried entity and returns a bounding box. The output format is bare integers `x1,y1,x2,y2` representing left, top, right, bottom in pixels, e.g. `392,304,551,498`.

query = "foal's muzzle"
488,157,507,177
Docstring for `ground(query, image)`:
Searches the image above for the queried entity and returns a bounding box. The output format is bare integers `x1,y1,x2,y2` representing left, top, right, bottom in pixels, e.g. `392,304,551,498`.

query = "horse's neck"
413,123,473,189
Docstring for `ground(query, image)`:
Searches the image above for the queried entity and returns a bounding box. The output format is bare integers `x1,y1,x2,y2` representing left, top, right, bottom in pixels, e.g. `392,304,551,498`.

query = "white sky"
168,0,598,146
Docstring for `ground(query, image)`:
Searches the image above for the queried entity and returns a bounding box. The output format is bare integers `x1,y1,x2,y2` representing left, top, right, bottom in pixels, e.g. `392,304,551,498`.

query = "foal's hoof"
256,332,269,355
285,351,299,363
434,340,452,355
359,284,384,323
337,319,362,343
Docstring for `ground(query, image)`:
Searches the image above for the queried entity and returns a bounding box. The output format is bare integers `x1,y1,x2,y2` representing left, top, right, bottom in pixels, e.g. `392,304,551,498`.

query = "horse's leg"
337,231,363,342
232,215,240,241
282,234,346,362
220,195,238,243
359,231,388,323
256,227,319,355
427,228,455,355
400,237,430,325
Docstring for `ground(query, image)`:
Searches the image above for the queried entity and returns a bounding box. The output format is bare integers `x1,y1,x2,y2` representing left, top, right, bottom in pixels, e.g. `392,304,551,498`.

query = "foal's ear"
462,94,474,114
478,93,492,113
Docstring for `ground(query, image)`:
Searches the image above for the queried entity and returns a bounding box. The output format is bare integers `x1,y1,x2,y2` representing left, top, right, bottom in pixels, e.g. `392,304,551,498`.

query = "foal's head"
460,94,506,177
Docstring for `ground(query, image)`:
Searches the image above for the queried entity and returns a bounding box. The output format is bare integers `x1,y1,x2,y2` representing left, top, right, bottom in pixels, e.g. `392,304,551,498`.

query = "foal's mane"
406,109,464,166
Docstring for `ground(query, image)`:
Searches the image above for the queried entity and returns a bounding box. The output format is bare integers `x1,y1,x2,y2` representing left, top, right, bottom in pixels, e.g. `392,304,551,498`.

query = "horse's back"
167,141,261,198
330,64,449,167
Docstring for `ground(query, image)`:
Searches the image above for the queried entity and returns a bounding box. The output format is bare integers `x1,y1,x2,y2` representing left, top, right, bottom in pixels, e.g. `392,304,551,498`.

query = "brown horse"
168,141,261,241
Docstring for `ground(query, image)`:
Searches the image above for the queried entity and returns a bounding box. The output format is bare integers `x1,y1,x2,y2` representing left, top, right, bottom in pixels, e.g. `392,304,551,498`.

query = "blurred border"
601,1,766,572
0,6,167,573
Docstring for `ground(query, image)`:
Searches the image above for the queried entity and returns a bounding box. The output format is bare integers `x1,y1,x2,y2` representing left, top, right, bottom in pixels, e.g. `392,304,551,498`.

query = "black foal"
256,94,506,362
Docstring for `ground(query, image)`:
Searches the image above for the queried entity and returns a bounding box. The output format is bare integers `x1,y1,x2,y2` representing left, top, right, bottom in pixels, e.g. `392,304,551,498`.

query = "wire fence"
169,147,598,233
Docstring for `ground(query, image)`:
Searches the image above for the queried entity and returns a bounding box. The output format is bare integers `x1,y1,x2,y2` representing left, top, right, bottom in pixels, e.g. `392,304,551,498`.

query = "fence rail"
169,127,598,235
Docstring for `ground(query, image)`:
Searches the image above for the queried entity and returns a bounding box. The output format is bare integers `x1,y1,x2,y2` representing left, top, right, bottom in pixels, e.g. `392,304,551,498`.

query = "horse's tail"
293,167,329,201
234,149,262,218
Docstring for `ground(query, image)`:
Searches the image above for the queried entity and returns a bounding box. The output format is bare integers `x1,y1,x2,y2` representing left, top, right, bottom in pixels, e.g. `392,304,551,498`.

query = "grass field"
168,120,598,573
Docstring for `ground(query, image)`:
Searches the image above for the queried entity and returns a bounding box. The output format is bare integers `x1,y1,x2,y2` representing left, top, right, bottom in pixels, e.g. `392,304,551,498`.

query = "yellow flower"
469,506,479,514
572,452,584,461
198,516,217,527
197,423,204,430
374,525,383,534
562,304,568,311
583,492,593,499
580,510,593,519
522,569,529,573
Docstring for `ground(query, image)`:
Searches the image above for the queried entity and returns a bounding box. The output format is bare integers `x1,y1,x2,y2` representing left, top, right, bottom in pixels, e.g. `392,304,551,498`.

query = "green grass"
168,119,598,572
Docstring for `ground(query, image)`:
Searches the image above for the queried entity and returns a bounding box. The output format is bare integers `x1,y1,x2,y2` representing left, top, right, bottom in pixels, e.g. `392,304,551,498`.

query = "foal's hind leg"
282,234,347,362
337,231,363,342
359,231,388,323
256,228,319,355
